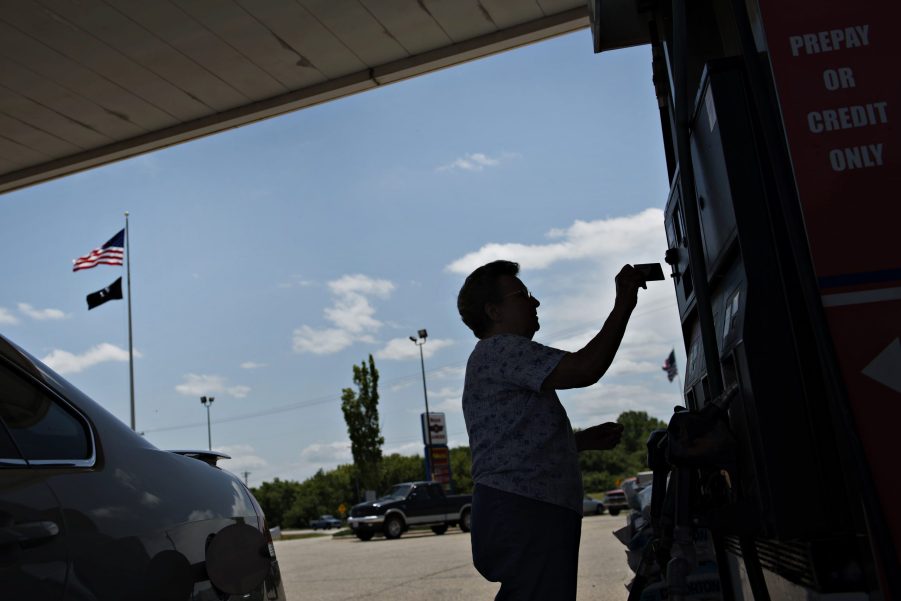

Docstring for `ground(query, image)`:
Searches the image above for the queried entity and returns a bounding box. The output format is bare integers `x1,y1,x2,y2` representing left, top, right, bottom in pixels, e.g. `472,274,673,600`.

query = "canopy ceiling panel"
0,0,612,194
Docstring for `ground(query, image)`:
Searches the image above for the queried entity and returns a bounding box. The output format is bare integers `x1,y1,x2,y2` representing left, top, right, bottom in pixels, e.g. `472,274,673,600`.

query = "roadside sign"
428,446,452,485
757,0,901,568
420,412,447,445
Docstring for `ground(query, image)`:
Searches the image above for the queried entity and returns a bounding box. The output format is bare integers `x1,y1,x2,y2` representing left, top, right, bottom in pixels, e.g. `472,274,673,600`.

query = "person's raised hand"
615,264,646,310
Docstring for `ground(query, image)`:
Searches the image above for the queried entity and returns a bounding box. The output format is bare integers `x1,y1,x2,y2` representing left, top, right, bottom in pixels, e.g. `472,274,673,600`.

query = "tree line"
251,410,664,529
250,354,666,528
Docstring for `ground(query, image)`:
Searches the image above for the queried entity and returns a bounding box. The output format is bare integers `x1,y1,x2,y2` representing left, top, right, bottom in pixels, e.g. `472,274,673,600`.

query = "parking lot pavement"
273,513,633,600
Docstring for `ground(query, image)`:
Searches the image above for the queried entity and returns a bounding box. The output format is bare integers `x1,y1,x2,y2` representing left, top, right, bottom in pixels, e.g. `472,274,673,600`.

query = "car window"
0,360,91,462
0,418,23,463
429,484,444,498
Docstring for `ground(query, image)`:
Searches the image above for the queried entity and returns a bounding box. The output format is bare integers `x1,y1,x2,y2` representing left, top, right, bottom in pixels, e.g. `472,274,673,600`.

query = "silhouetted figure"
458,260,645,600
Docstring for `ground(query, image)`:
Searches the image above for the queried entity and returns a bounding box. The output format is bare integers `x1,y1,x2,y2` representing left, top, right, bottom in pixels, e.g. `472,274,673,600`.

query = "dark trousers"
471,484,582,601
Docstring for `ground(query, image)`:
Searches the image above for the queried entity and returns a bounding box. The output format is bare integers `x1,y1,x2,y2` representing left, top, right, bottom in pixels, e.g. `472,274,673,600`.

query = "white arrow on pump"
862,338,901,394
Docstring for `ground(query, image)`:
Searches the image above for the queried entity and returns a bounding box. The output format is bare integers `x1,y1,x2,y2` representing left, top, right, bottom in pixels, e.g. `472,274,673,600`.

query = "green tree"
341,355,384,491
378,453,423,491
578,411,668,492
617,410,667,454
449,446,473,493
283,466,357,527
251,478,302,528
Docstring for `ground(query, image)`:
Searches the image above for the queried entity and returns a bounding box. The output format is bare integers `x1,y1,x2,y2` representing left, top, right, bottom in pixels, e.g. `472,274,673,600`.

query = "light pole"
200,396,215,450
409,329,433,479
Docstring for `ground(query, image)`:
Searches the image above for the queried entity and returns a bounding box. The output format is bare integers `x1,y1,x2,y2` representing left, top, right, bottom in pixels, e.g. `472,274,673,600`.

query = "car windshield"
379,484,413,500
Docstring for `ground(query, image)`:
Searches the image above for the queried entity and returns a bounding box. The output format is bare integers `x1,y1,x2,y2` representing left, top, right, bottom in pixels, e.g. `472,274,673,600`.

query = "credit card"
634,263,665,281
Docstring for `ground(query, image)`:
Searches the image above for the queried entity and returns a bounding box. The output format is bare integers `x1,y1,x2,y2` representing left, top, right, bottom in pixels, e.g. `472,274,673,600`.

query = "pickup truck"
603,489,630,516
346,481,472,541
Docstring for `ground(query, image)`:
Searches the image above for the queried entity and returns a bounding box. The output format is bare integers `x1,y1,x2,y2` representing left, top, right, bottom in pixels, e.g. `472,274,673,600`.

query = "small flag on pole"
662,349,678,382
87,277,123,310
73,229,124,272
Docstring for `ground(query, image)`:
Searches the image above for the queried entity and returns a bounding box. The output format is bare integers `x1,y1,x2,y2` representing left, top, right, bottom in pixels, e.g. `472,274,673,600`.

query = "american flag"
73,229,124,272
662,349,678,382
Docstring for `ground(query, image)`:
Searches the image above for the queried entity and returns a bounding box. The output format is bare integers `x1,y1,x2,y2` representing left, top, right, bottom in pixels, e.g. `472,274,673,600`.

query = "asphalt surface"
274,513,633,600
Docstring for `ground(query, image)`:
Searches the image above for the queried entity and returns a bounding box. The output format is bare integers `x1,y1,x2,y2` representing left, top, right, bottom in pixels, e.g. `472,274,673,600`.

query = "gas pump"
590,0,899,599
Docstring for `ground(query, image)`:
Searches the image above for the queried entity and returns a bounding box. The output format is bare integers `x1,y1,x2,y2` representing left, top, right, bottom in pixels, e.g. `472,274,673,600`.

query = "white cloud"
328,274,394,298
217,444,269,473
299,441,352,466
383,441,423,456
240,361,267,369
18,303,67,320
445,208,664,274
324,292,381,333
390,380,414,392
292,326,356,355
428,386,464,413
292,274,394,355
0,307,18,325
42,343,140,374
375,337,454,361
278,275,316,289
175,374,250,398
562,381,678,428
547,325,671,377
431,365,466,381
437,152,518,172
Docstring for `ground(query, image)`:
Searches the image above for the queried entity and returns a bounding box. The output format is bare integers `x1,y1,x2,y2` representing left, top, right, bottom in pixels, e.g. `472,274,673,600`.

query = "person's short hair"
457,260,520,338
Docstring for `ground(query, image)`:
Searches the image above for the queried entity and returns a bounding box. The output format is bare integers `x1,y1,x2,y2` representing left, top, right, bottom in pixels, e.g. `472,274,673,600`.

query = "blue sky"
0,31,684,486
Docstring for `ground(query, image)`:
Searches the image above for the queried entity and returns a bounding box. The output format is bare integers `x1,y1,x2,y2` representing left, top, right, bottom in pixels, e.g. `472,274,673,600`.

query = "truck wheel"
356,531,374,541
459,509,471,532
384,515,404,539
609,508,620,516
431,525,448,535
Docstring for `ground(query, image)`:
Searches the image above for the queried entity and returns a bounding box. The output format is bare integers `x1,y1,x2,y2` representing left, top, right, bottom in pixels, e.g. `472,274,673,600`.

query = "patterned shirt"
463,334,583,515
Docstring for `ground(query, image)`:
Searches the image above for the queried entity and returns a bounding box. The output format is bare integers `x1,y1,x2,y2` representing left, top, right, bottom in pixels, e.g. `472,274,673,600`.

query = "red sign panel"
428,446,451,485
757,0,901,569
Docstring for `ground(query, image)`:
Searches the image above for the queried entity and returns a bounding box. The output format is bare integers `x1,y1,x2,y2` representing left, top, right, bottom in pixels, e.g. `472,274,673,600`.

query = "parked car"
347,481,472,541
603,489,630,516
310,514,343,530
582,494,606,515
0,333,286,600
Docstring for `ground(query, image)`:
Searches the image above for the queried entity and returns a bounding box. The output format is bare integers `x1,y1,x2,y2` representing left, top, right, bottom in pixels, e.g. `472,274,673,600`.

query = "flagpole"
125,212,135,431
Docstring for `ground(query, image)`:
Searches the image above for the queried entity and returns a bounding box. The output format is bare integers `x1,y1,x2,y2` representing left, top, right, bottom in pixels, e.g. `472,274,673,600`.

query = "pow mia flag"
86,277,123,310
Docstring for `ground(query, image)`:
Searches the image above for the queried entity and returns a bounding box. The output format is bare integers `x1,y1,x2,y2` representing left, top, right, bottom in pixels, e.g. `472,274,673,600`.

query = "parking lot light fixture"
200,396,215,450
410,330,433,479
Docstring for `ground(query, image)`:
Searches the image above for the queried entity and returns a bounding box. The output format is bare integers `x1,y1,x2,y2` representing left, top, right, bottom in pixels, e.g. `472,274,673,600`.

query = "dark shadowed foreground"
274,513,631,600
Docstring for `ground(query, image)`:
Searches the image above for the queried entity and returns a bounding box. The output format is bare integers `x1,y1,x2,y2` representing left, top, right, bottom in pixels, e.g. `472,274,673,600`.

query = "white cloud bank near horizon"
42,343,141,375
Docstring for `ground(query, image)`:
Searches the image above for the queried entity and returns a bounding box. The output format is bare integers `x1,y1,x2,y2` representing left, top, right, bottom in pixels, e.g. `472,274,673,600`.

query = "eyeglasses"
502,288,534,300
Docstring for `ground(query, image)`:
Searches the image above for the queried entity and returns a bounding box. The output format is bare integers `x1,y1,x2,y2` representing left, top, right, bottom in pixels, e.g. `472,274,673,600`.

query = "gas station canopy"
0,0,646,195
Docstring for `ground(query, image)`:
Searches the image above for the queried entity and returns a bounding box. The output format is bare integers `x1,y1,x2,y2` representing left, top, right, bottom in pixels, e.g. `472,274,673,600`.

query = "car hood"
350,498,402,516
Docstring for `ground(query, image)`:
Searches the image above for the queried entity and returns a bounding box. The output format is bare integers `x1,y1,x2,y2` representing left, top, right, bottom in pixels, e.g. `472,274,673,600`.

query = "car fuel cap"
205,523,269,595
